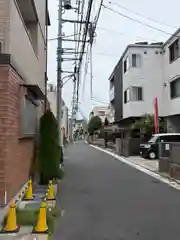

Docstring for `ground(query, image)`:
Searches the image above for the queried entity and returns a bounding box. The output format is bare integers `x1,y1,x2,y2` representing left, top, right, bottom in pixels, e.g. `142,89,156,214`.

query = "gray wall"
112,58,123,122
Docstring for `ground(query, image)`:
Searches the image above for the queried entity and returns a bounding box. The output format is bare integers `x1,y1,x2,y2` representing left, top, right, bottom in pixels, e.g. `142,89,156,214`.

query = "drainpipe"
4,189,7,205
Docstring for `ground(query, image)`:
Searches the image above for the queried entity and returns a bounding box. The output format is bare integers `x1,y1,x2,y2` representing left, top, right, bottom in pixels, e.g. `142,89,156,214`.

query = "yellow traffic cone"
47,182,55,200
24,179,33,200
4,202,19,232
34,202,48,233
48,180,52,188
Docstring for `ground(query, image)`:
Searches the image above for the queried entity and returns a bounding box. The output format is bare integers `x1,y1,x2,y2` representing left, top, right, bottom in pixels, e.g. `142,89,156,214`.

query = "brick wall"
0,65,34,205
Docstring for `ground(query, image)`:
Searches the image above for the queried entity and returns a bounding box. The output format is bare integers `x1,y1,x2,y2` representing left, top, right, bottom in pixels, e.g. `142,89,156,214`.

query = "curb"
0,180,28,224
88,143,180,191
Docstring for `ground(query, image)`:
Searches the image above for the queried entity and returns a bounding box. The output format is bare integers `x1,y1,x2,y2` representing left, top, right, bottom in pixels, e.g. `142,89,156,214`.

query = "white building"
162,30,180,132
122,43,163,119
47,83,69,137
110,28,180,132
90,106,110,123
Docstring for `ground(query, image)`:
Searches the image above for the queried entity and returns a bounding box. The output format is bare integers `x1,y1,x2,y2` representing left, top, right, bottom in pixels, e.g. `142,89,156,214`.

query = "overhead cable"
102,4,175,37
109,1,178,29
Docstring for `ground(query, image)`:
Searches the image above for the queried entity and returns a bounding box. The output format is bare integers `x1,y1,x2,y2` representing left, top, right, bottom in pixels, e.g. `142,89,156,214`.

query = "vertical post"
57,0,63,146
44,0,48,112
70,75,76,142
153,97,159,134
90,43,93,99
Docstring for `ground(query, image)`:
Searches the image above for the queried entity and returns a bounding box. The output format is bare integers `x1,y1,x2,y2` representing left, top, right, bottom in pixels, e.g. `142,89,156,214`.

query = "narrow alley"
54,142,180,240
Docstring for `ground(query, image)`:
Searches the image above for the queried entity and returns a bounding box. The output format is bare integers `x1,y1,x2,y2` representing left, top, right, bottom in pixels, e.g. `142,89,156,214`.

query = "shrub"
39,110,61,185
88,116,102,135
131,114,166,138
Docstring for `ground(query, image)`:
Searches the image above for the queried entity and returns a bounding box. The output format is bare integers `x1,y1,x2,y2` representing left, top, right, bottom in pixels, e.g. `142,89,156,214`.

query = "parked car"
140,133,180,159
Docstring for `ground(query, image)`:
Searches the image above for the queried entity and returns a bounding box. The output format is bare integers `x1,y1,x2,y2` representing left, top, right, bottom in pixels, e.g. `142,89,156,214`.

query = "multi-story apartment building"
109,28,180,133
162,29,180,132
0,0,50,206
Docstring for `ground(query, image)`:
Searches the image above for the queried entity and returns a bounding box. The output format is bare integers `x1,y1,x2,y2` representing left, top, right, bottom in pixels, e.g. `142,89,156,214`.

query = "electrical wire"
91,0,104,35
92,96,109,104
109,1,178,29
97,26,160,42
61,75,74,87
102,4,175,37
77,0,94,105
90,43,93,99
94,52,119,57
73,0,86,115
81,44,90,100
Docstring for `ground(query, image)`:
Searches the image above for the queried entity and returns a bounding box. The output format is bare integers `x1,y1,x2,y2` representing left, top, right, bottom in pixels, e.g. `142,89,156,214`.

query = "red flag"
153,97,159,134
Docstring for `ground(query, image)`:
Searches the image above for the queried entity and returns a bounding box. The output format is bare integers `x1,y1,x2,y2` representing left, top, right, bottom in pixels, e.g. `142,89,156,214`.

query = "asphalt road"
53,142,180,240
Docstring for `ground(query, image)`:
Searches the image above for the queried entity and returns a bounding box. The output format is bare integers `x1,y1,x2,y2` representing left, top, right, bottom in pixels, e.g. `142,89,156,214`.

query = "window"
132,54,141,67
124,59,127,73
124,56,130,73
124,54,141,73
170,77,180,99
169,39,179,62
126,88,130,102
124,86,143,103
98,111,105,116
131,87,143,101
21,92,38,136
124,90,127,103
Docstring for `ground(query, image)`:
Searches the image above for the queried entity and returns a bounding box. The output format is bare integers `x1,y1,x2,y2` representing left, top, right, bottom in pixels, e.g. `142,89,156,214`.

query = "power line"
97,26,160,42
109,1,178,29
92,96,109,104
81,44,90,100
77,0,94,104
95,52,119,57
102,4,175,37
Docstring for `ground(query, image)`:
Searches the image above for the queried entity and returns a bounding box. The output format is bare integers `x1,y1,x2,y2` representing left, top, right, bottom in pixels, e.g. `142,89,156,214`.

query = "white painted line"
90,144,180,191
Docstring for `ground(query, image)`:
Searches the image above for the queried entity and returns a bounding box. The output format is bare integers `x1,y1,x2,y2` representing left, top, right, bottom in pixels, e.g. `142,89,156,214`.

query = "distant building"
47,83,69,139
90,106,109,123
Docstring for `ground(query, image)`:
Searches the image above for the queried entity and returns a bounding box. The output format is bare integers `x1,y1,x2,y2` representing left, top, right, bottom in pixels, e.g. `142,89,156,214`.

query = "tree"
131,114,166,138
39,110,60,184
88,116,102,135
104,117,109,126
104,117,109,147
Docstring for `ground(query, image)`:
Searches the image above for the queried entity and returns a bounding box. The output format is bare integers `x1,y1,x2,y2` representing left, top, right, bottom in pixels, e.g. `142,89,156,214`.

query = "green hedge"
39,110,61,184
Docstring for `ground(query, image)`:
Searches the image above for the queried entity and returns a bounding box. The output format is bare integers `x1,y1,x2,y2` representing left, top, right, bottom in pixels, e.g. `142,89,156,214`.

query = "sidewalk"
126,156,158,172
89,140,158,172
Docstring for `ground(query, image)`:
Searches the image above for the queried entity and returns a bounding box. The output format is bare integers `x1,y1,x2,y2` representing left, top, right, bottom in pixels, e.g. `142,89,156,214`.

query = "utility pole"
44,0,48,112
57,0,63,146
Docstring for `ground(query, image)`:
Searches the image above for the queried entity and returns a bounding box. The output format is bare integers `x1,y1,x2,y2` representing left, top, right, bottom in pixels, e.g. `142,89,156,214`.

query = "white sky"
47,0,180,118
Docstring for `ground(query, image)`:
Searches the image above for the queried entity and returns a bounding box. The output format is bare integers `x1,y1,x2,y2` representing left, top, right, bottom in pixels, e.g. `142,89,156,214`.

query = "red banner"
153,97,159,134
